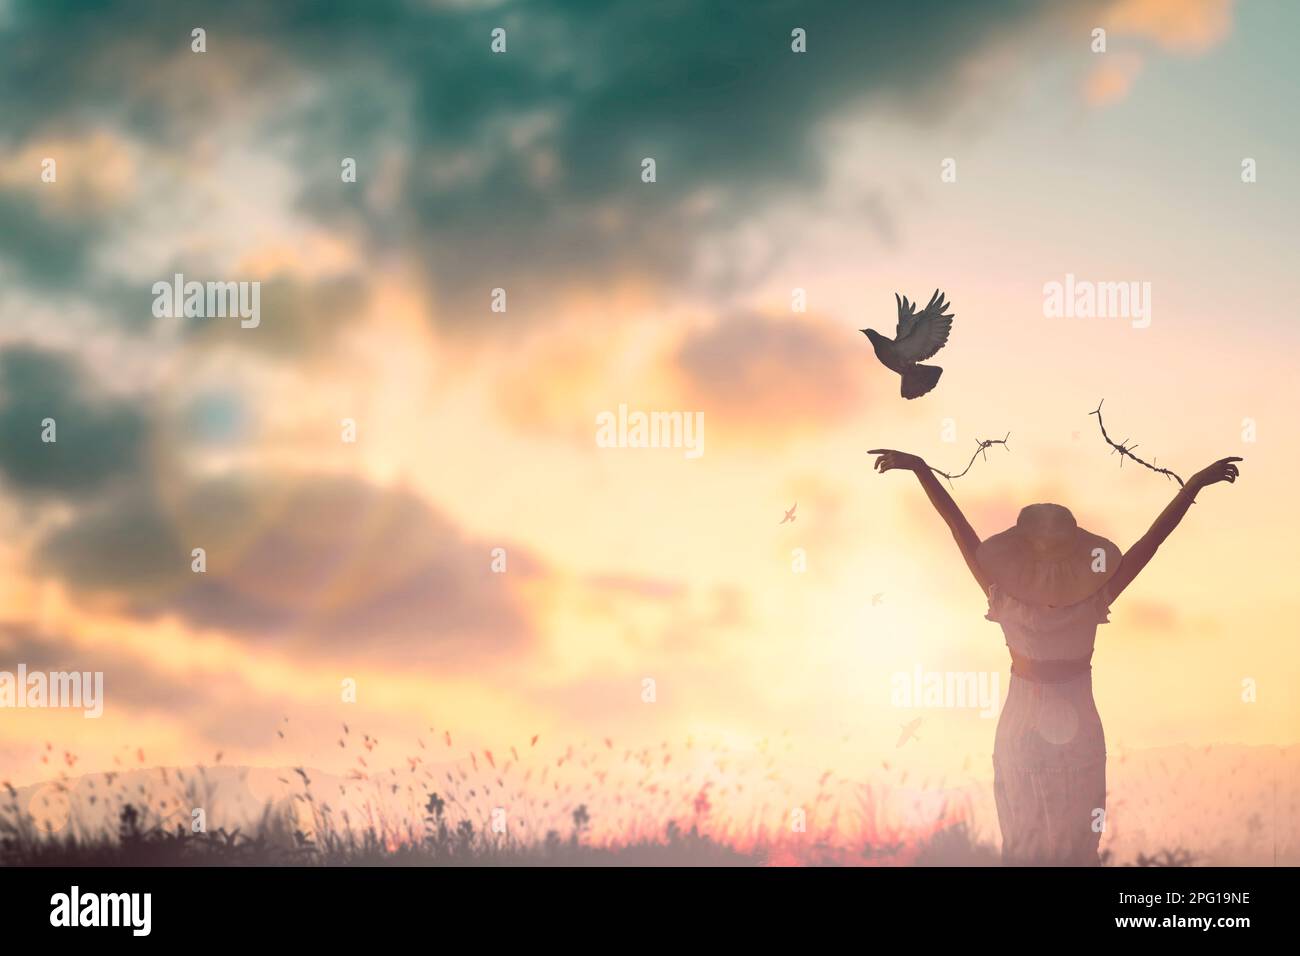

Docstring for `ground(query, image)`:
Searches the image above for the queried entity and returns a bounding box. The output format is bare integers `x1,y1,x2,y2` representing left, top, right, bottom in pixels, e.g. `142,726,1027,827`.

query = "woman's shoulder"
986,583,1111,627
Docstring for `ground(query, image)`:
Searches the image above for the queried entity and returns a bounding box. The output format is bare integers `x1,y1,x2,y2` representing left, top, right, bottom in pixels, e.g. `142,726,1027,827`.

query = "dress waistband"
1009,651,1092,684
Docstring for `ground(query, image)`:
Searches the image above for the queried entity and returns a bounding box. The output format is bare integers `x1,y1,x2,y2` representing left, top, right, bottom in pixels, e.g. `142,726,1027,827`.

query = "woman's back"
987,584,1108,770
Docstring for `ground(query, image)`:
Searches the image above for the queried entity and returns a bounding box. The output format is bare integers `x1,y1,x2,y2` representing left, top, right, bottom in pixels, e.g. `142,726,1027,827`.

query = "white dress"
986,584,1109,865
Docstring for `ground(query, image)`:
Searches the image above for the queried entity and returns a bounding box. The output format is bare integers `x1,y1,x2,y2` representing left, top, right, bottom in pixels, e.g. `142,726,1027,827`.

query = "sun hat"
976,503,1121,608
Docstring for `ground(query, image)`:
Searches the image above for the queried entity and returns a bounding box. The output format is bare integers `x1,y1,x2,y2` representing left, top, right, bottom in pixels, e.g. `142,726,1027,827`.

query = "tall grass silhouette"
2,730,1291,866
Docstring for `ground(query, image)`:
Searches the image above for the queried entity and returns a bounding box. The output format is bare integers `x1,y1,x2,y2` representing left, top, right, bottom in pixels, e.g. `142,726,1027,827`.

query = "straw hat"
976,503,1120,608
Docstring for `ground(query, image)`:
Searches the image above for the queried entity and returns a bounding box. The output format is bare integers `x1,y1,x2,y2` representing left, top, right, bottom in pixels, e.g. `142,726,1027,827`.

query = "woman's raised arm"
869,449,990,597
1106,456,1243,602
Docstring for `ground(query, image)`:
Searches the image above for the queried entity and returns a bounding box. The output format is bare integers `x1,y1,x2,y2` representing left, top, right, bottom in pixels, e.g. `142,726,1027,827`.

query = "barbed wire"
1089,400,1184,487
929,432,1011,487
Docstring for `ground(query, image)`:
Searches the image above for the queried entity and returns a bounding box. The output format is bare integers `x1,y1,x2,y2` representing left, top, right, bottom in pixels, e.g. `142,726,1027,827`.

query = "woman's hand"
868,449,927,474
1188,456,1243,491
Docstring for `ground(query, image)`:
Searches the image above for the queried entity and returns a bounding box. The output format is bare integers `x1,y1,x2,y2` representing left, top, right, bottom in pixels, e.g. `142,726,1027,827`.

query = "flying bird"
780,503,797,525
897,717,923,748
861,289,954,399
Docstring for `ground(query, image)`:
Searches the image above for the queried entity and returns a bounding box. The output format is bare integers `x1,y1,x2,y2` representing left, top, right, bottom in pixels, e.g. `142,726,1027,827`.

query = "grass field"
4,740,1250,866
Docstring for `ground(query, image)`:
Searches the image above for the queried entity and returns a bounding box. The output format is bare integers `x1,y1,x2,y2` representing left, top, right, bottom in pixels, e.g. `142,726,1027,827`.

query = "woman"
867,448,1242,865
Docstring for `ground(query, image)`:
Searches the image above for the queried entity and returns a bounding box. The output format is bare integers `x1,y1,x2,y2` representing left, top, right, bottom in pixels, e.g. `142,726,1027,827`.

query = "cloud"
1118,598,1180,633
584,574,686,603
1084,53,1145,108
32,472,546,664
1085,0,1235,107
0,345,149,500
0,0,1110,322
0,127,139,214
0,191,105,289
1105,0,1236,54
177,272,370,356
674,312,865,438
0,620,289,746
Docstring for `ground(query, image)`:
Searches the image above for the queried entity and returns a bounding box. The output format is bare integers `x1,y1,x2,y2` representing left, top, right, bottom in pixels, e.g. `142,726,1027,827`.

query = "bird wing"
893,289,954,363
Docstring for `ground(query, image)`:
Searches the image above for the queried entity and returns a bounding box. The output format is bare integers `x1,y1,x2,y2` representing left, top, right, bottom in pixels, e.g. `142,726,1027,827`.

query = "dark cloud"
177,273,370,356
0,191,104,289
0,345,149,499
675,311,864,434
0,0,1102,322
293,0,1091,319
33,471,544,664
83,270,372,348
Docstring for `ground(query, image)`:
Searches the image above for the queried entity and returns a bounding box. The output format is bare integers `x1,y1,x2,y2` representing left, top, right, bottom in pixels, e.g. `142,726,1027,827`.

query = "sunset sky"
0,0,1295,838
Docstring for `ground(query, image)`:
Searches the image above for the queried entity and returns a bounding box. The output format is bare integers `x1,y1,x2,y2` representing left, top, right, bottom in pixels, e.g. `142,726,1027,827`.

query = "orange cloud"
0,127,139,213
1106,0,1236,54
673,312,868,443
1085,0,1235,107
1084,53,1145,108
1120,598,1181,633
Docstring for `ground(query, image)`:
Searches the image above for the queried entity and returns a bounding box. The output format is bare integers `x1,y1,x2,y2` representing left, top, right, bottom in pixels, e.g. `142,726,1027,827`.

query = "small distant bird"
780,503,797,525
897,717,922,748
861,289,954,399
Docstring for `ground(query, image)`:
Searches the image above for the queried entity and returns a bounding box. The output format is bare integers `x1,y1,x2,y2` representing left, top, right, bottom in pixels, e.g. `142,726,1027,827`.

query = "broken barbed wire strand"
929,432,1011,487
1089,400,1184,487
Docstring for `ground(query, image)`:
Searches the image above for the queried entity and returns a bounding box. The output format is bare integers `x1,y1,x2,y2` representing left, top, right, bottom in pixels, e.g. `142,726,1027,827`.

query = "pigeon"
779,503,797,525
861,289,954,399
896,717,923,748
